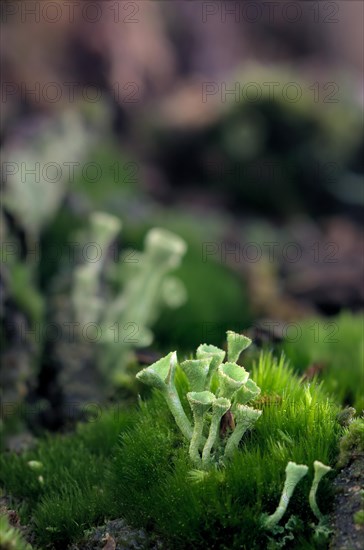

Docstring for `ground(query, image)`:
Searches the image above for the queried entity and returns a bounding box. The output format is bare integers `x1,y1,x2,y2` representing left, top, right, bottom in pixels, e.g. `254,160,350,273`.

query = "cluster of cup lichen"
72,212,187,385
137,330,262,469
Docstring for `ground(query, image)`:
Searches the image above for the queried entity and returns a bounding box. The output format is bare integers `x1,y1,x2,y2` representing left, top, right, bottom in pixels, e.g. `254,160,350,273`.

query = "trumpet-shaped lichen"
187,391,216,465
72,214,187,384
263,461,309,529
309,460,332,522
136,330,262,468
263,459,332,531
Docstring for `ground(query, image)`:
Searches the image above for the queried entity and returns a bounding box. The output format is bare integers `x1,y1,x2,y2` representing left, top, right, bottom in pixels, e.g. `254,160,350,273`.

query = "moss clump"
0,407,135,547
282,313,364,411
1,350,341,549
337,417,364,468
109,351,341,549
0,347,345,549
354,509,364,525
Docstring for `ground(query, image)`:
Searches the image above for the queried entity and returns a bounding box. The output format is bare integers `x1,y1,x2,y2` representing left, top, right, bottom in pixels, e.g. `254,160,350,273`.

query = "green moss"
0,351,342,549
282,313,364,411
337,417,364,467
354,509,364,525
109,351,340,549
0,407,135,546
155,253,251,350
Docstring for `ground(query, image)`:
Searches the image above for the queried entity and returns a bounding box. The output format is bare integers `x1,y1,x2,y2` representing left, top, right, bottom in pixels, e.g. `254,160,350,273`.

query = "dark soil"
67,519,164,550
330,456,364,550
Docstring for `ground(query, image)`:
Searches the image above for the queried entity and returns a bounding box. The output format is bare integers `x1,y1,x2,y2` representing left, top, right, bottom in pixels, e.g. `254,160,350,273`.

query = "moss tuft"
337,417,364,468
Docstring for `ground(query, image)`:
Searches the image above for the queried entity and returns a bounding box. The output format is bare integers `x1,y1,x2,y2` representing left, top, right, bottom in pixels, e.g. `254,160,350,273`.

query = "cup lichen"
309,460,332,522
136,331,262,469
263,461,309,529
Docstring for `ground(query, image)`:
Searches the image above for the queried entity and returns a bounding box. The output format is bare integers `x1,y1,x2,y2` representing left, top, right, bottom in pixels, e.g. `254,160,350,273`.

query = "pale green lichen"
309,460,332,522
224,405,262,459
3,110,93,239
137,331,262,469
263,461,309,529
196,344,226,387
187,391,215,465
263,459,333,534
226,330,252,363
180,359,211,392
72,216,187,384
217,362,249,400
233,378,261,405
202,397,231,467
136,351,193,441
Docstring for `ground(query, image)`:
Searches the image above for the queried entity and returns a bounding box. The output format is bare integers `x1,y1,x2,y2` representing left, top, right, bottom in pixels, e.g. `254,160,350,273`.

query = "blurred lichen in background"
72,213,187,386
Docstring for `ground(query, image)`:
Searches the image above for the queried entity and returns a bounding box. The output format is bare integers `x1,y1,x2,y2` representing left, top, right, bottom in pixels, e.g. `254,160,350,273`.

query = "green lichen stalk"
187,391,215,466
72,217,187,385
102,227,187,381
309,460,332,522
224,405,262,459
136,351,193,440
202,397,231,467
264,461,309,529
